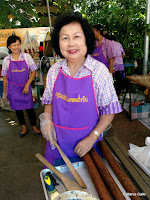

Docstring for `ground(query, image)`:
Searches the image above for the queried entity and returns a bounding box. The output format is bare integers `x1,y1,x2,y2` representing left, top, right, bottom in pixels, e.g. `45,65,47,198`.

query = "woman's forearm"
89,114,115,140
3,76,7,94
44,104,52,115
26,71,36,86
109,58,114,73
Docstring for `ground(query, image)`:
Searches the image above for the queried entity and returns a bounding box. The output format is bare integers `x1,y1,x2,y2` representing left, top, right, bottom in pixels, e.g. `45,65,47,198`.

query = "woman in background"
110,35,125,99
92,24,115,74
1,35,41,137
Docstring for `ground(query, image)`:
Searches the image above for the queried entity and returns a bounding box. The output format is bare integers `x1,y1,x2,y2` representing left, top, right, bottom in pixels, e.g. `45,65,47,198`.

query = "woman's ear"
98,30,101,35
8,46,12,54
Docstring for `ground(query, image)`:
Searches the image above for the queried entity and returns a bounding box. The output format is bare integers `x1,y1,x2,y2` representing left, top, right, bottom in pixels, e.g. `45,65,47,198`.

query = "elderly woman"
41,12,122,165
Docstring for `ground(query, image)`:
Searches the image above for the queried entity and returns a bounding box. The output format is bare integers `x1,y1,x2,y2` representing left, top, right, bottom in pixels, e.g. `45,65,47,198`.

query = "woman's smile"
68,49,78,54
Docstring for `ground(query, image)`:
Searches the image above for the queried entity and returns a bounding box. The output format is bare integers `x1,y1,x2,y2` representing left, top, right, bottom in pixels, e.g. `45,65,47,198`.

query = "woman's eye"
75,35,80,38
63,37,68,40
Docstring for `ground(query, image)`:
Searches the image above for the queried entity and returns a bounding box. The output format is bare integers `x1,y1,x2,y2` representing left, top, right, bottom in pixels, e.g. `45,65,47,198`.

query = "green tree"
83,0,147,70
52,0,87,13
0,0,41,29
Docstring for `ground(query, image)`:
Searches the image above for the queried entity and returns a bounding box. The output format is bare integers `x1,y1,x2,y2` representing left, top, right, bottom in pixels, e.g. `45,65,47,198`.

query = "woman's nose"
68,38,74,46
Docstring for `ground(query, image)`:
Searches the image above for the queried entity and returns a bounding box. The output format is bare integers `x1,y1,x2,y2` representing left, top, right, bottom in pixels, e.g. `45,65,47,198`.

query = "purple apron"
92,44,109,69
7,59,33,110
44,69,102,166
114,56,125,77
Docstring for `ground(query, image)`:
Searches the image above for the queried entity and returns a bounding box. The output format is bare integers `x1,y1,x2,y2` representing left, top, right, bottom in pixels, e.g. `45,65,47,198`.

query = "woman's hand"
2,92,8,103
23,84,29,95
39,111,57,150
74,134,98,157
22,71,36,95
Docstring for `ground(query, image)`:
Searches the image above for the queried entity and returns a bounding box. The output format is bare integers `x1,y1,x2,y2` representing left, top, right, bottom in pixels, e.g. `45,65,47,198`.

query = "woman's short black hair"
93,24,104,36
7,35,21,48
51,11,96,58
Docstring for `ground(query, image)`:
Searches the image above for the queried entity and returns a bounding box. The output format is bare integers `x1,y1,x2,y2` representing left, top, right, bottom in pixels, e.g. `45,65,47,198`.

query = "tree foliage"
0,0,41,29
83,0,147,68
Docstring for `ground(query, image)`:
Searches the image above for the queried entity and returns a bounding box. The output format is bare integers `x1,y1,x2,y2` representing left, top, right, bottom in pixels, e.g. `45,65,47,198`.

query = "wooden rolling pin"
35,153,87,192
90,148,126,200
83,153,112,200
53,140,86,188
97,141,141,200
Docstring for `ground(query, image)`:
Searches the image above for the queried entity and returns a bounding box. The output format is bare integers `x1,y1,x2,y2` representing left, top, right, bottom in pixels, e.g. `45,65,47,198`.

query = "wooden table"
105,136,150,200
122,75,150,120
126,75,150,89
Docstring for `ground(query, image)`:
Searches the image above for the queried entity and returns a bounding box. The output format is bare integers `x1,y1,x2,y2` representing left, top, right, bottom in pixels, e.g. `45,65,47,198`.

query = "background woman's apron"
92,44,109,69
44,69,102,166
114,56,125,77
7,59,33,110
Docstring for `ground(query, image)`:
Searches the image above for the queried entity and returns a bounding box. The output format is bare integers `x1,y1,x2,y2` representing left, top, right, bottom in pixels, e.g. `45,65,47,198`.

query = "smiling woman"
40,12,122,166
59,22,87,76
1,35,41,137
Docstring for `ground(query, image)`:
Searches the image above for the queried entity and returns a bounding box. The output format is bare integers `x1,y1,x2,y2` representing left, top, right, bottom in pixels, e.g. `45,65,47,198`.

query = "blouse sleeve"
24,53,38,72
97,70,122,115
41,66,56,105
106,39,115,60
1,56,10,76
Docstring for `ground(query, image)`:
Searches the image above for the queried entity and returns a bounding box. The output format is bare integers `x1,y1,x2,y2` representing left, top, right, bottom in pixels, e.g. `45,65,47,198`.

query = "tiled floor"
0,106,46,200
0,102,150,200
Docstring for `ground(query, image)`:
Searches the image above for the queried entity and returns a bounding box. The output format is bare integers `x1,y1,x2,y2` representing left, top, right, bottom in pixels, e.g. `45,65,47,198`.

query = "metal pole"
46,0,56,63
46,0,52,32
143,0,150,75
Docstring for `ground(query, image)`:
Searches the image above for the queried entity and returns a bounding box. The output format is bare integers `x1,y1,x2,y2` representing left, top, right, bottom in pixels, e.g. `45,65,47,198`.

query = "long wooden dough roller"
97,141,141,200
83,152,112,200
53,140,86,188
90,148,126,200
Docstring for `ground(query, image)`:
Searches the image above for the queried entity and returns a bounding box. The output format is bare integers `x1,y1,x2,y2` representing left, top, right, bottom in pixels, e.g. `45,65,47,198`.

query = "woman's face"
8,40,21,55
93,28,99,40
59,22,87,63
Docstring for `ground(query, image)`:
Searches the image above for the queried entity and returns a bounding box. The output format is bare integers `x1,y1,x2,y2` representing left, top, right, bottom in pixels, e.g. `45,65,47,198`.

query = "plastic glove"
2,92,8,103
39,112,57,150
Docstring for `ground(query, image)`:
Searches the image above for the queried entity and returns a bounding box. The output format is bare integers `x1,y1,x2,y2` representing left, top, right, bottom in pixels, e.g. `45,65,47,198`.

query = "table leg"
129,82,132,121
36,85,44,105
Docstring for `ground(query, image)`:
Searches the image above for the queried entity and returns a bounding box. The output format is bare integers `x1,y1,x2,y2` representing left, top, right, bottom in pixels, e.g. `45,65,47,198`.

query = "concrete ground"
0,105,46,200
0,104,149,200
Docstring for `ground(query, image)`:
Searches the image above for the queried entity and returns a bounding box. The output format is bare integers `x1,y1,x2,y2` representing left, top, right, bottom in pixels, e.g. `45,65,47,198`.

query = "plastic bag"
0,96,12,111
129,137,150,170
39,112,57,149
